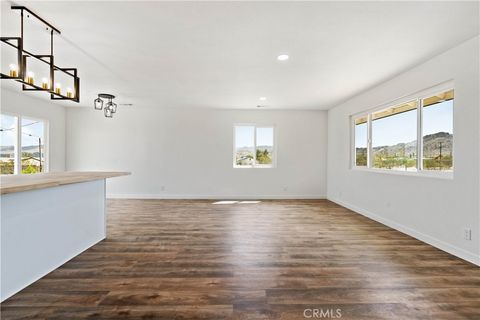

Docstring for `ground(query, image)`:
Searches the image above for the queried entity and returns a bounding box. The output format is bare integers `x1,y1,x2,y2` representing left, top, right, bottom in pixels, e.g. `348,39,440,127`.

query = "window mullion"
44,122,48,172
367,113,372,168
351,117,355,168
15,116,21,174
417,98,423,171
253,126,257,168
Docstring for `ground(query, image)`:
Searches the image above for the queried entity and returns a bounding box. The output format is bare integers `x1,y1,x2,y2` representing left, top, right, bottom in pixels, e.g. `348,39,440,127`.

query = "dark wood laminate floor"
1,199,479,319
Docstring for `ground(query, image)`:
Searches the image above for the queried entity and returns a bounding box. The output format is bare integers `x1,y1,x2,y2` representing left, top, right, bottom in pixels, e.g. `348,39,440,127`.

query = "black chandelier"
0,6,80,102
94,93,117,118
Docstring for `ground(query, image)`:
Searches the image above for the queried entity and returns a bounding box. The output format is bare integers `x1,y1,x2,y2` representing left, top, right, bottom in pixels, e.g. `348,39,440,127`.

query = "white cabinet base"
1,180,106,301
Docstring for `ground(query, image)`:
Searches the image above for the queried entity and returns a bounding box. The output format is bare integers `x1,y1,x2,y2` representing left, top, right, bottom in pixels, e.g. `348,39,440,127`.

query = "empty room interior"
1,1,480,319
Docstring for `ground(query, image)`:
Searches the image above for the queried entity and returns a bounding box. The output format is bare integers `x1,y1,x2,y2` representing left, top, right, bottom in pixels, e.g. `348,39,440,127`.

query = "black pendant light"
94,93,117,118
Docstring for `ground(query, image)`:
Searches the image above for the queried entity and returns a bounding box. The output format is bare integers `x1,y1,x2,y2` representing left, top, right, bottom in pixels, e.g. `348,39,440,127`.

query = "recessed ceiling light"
277,54,289,61
259,97,267,101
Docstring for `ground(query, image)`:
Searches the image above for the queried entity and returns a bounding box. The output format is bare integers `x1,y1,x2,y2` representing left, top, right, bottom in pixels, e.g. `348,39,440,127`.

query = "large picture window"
352,86,453,175
234,125,274,168
0,114,47,175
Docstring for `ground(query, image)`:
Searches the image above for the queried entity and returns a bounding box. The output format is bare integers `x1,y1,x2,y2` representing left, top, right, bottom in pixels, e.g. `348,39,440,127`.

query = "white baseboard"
107,194,326,200
328,196,480,266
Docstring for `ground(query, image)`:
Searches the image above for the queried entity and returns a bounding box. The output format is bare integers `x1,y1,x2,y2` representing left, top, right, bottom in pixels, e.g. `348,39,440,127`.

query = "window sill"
351,167,453,180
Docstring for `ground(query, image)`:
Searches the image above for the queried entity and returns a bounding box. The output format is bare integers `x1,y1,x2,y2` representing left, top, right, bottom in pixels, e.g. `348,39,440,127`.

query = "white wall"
66,108,327,199
0,88,66,172
327,36,480,265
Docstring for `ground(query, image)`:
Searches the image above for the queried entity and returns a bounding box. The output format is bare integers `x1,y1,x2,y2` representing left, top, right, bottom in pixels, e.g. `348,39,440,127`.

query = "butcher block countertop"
0,171,130,195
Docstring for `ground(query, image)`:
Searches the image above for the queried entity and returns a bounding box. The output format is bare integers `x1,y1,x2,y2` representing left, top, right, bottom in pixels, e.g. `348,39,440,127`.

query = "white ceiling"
1,1,479,110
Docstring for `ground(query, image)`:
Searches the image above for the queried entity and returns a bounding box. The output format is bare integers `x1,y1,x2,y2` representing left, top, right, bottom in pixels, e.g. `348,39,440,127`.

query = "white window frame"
233,124,276,168
1,112,49,175
351,81,454,179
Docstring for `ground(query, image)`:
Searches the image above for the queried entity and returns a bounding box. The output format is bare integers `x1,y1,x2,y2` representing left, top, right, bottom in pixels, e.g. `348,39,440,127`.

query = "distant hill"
422,132,452,157
1,145,41,153
0,146,14,152
0,145,42,158
237,145,273,152
371,132,452,157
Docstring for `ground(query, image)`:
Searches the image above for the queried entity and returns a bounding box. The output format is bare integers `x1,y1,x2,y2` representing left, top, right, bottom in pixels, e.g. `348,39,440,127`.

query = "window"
422,90,454,171
21,117,46,174
234,125,274,168
255,127,274,167
352,86,454,175
354,116,368,167
0,114,17,174
0,114,47,175
371,101,417,171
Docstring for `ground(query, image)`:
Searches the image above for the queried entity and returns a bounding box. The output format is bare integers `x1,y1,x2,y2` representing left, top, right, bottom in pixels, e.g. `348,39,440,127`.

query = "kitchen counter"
0,171,129,195
1,171,130,301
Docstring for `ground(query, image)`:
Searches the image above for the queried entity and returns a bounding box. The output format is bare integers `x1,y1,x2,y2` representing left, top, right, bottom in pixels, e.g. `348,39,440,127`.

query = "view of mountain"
0,145,41,153
236,145,273,152
357,132,452,157
355,132,453,170
422,132,452,157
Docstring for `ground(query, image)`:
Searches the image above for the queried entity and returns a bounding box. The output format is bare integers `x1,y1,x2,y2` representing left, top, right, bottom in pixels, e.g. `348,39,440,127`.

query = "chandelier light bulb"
9,64,18,77
41,78,49,89
55,83,61,95
26,71,34,85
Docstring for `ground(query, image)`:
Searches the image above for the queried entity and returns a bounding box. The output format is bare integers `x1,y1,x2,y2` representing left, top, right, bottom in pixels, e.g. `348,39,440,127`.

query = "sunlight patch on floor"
212,200,261,205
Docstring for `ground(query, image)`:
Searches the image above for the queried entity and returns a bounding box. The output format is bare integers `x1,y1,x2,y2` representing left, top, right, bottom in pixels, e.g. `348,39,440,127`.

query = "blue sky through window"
423,100,453,136
355,123,367,148
21,118,44,147
235,125,273,148
1,114,16,146
356,99,452,148
235,126,254,149
372,109,417,147
1,115,45,147
256,127,273,147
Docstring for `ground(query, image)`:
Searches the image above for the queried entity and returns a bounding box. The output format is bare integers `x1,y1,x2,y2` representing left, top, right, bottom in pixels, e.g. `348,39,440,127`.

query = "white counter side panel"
1,179,106,301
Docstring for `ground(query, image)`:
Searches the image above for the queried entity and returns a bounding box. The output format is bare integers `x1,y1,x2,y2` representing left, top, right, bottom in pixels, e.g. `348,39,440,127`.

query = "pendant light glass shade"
104,105,113,118
94,98,103,110
111,102,117,113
